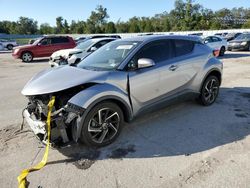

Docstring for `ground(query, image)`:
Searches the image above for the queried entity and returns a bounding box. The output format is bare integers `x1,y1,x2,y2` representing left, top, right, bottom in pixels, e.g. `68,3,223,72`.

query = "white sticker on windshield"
116,45,133,50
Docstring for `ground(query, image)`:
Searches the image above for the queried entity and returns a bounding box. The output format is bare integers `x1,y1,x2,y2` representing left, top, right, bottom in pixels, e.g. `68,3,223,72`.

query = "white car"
0,39,18,50
49,37,117,67
203,36,228,56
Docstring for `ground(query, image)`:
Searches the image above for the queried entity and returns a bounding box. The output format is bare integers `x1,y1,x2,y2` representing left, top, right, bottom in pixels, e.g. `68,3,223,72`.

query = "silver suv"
22,35,223,147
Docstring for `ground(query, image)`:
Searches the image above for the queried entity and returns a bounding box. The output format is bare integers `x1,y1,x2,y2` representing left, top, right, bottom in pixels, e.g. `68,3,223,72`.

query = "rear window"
174,39,194,57
51,37,69,44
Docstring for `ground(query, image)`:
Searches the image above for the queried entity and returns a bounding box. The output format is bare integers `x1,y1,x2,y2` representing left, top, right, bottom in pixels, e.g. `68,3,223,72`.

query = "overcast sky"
0,0,249,26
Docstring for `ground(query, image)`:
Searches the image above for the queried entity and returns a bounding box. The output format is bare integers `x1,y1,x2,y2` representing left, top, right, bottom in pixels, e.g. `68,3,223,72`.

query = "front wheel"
198,76,220,106
80,102,124,147
22,52,33,62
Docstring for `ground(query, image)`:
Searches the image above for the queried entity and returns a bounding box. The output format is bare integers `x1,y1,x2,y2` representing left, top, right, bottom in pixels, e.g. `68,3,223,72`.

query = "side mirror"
204,40,209,44
138,58,155,69
90,46,97,52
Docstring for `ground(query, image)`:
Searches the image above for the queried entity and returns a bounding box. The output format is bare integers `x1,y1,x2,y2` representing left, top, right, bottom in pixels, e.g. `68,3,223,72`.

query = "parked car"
228,33,250,51
214,32,228,37
75,35,121,44
0,39,18,50
224,32,242,42
22,35,222,147
188,33,203,36
0,43,4,51
12,36,76,62
203,36,228,56
49,37,117,67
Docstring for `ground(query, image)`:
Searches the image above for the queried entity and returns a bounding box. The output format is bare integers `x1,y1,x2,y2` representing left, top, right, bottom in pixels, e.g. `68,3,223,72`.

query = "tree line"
0,0,250,35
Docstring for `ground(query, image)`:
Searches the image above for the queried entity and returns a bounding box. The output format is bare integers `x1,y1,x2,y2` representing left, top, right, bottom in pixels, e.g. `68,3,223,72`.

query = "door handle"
169,65,178,71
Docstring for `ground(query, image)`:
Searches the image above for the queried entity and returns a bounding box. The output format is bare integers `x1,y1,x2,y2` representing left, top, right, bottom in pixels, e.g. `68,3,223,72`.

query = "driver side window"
127,40,172,70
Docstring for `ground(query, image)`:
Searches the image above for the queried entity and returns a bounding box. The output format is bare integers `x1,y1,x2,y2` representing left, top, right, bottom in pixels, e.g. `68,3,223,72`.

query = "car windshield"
235,33,250,40
77,40,140,70
75,39,95,50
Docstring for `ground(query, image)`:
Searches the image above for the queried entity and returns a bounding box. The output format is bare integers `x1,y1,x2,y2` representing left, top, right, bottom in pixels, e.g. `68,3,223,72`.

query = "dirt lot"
0,51,250,188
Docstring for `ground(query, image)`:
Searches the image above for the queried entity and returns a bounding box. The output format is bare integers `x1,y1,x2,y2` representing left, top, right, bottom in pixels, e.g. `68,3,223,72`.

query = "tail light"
213,49,220,57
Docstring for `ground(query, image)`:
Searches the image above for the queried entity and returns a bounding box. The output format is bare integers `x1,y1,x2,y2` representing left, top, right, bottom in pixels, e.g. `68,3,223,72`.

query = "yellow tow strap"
17,96,55,188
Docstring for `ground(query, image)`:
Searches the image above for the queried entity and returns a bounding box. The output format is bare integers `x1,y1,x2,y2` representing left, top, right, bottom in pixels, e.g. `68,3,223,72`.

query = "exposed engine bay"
23,84,92,145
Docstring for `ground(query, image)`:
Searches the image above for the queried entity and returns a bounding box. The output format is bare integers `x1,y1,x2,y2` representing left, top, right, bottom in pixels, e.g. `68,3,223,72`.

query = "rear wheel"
22,52,33,62
80,102,124,147
219,46,225,56
7,44,14,50
198,76,220,106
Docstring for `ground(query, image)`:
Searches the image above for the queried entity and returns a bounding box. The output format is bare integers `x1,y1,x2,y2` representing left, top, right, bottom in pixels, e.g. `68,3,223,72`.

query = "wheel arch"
199,69,222,92
67,83,133,140
21,50,34,57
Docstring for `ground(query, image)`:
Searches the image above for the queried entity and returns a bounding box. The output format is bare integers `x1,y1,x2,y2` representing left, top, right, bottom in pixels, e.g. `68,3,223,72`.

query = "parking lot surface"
0,51,250,188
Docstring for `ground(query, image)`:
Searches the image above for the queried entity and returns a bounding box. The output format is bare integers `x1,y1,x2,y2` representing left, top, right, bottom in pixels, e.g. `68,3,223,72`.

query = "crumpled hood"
22,66,109,96
51,48,84,59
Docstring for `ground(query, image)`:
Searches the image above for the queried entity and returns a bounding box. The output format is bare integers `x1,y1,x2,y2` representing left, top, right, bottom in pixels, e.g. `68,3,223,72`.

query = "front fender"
68,83,131,110
68,83,132,140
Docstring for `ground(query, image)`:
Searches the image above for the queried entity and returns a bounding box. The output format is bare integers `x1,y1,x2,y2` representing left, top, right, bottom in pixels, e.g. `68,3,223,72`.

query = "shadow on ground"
45,87,250,169
25,58,49,64
220,51,250,59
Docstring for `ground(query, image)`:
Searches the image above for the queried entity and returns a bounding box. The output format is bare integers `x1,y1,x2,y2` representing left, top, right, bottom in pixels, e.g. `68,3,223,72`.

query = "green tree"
39,23,54,34
55,16,64,34
15,17,38,34
89,5,109,27
63,20,69,34
105,22,116,33
242,19,250,28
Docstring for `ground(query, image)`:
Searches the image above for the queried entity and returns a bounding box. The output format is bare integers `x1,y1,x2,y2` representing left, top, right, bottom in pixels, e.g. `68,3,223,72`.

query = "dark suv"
12,36,76,62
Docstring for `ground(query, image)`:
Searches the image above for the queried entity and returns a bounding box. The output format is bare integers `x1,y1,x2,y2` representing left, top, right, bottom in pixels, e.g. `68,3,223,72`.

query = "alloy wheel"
22,52,32,62
87,108,120,144
203,78,219,104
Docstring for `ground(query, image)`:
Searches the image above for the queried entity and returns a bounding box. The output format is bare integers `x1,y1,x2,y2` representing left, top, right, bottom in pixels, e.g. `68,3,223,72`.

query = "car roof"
44,35,71,38
82,37,117,43
121,35,202,43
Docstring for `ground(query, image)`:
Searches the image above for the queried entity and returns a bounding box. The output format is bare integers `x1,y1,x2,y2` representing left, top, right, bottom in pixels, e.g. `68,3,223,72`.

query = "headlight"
241,42,247,46
14,49,19,54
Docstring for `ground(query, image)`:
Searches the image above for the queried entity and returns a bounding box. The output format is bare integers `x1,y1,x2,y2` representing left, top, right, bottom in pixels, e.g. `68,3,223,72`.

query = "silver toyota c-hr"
22,35,223,147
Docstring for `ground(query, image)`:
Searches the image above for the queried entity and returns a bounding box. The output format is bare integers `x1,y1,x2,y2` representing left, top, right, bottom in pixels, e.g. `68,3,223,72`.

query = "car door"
211,36,222,50
35,38,52,57
50,37,70,54
159,39,197,95
127,40,170,111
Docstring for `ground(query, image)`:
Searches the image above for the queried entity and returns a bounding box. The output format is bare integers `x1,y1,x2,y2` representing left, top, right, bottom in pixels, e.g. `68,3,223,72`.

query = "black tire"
7,44,14,50
80,102,124,147
219,46,225,56
21,52,33,62
198,75,220,106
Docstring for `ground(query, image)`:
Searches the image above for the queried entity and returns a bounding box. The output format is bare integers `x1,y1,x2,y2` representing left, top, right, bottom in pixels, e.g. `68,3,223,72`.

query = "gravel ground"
0,51,250,188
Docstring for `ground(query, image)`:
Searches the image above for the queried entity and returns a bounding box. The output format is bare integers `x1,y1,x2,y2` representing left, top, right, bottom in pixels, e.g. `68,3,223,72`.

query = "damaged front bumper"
23,102,85,145
23,109,46,135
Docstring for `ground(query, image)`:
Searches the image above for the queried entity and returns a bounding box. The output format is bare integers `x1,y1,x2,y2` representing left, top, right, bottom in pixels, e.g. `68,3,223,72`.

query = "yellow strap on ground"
17,96,55,188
